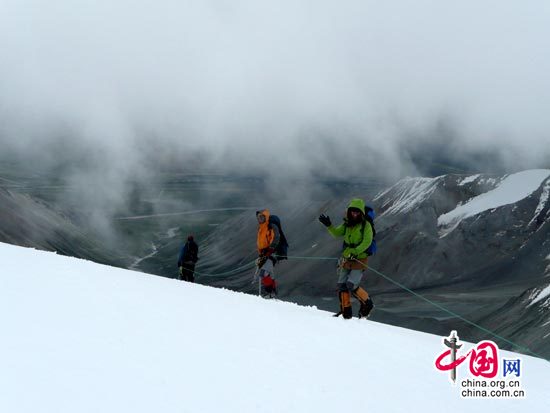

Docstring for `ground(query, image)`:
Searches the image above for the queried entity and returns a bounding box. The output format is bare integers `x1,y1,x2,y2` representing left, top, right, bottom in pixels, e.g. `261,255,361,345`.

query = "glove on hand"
318,214,332,227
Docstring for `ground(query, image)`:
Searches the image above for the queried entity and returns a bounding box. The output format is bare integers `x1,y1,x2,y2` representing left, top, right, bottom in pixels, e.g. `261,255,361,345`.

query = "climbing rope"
193,259,257,277
357,260,548,361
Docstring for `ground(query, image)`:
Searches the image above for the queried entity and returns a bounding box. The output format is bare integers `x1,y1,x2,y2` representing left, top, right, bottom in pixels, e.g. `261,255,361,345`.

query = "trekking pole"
253,265,261,297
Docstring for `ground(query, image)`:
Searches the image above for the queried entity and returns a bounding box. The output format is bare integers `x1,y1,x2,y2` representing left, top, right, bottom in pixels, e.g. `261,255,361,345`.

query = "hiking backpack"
268,215,289,260
364,206,377,256
183,241,198,262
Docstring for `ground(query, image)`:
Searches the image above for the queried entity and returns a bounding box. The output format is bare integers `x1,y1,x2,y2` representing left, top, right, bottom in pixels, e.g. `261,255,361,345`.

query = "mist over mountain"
0,185,128,266
2,1,550,233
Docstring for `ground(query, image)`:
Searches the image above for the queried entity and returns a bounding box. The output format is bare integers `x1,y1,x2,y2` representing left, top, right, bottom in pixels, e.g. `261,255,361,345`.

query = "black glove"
318,214,332,227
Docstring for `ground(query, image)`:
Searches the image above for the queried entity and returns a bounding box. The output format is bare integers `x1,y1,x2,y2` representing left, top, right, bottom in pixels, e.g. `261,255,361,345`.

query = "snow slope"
1,242,549,413
529,179,550,226
530,284,550,307
374,176,442,215
438,169,550,231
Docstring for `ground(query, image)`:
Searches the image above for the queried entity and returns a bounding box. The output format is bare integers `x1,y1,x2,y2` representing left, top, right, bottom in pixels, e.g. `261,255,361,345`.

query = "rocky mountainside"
199,170,550,358
371,170,550,357
0,187,127,266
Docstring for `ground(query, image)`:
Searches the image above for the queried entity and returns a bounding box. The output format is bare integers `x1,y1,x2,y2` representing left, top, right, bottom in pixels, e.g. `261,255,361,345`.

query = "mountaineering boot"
353,287,374,319
358,296,374,318
339,291,353,319
358,298,374,318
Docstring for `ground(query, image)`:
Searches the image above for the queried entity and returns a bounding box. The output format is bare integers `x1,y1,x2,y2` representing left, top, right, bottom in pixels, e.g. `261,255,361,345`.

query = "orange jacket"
257,209,275,252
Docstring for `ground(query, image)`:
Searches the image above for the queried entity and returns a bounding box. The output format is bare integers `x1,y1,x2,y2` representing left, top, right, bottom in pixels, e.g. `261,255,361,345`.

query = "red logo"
435,331,499,382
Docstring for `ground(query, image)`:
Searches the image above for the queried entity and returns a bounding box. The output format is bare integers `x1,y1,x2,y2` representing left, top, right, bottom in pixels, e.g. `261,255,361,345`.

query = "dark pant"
181,263,195,282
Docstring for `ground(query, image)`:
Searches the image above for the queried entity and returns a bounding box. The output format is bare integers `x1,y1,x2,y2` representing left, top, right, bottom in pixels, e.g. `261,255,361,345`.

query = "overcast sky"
1,0,549,186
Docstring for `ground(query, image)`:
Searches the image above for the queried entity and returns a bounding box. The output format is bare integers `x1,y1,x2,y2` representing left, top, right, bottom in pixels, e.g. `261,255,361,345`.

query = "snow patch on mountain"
529,284,550,307
166,227,179,238
458,174,480,186
528,179,550,227
478,177,499,187
438,170,550,235
129,242,158,270
375,176,443,215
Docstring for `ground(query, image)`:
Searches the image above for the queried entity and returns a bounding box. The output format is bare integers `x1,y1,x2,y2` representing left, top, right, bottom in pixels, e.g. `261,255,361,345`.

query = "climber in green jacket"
319,198,375,319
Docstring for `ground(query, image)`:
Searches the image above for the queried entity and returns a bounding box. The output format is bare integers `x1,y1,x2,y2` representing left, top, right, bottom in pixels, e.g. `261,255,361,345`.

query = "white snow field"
1,242,549,413
374,176,443,215
438,169,550,232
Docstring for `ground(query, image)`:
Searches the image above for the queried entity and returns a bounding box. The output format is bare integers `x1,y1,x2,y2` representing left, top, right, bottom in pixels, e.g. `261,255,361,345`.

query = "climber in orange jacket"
256,209,280,297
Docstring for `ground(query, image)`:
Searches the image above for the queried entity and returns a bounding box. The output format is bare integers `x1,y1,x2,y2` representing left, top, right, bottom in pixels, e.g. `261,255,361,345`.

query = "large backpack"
268,215,289,260
364,206,377,256
184,241,199,262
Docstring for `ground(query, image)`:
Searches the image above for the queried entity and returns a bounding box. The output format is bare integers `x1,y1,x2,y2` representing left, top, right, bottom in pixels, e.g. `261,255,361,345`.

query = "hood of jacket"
347,198,366,215
256,209,271,225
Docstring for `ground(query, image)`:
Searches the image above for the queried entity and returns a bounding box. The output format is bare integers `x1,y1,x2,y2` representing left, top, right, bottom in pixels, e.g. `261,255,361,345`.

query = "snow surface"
1,242,549,413
374,176,442,215
438,170,550,233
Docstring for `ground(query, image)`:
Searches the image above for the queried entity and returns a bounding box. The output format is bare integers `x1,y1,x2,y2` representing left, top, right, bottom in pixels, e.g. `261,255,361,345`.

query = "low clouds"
1,0,549,193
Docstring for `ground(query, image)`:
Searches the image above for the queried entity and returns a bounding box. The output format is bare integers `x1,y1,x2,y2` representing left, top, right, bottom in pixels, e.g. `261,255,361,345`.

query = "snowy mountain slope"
372,170,550,288
373,176,443,215
371,170,550,347
1,242,549,413
438,170,550,234
529,283,550,307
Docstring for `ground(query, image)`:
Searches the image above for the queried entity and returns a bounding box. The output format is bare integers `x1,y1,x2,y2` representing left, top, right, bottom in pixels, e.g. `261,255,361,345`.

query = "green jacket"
327,198,373,259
